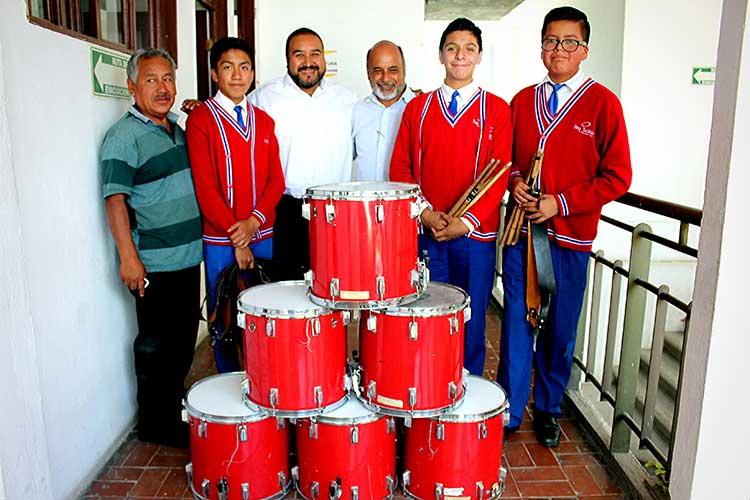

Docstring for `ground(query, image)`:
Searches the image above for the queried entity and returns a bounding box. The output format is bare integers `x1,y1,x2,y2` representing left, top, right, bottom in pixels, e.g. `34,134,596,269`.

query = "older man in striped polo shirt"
102,48,202,448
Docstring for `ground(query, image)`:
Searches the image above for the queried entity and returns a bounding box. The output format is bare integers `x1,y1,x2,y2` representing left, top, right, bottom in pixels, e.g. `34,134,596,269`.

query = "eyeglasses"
541,38,588,53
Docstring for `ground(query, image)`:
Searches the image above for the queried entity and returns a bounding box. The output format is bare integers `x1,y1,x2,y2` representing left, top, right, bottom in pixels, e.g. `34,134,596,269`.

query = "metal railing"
496,192,701,476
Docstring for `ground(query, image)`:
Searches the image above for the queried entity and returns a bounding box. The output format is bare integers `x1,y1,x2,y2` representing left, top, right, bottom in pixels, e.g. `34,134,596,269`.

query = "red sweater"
510,80,632,251
390,89,512,241
186,98,285,245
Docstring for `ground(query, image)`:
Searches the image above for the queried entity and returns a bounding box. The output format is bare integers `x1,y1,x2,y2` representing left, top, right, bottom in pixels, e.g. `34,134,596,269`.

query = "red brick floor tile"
563,466,603,495
504,441,534,468
155,468,189,498
577,495,624,500
526,442,560,467
150,454,190,467
106,438,138,466
555,440,593,454
556,453,604,467
516,480,575,497
512,466,566,482
560,420,584,441
130,468,170,497
98,465,144,481
123,442,160,467
507,430,537,443
502,473,521,497
588,464,622,494
157,445,191,457
86,479,136,496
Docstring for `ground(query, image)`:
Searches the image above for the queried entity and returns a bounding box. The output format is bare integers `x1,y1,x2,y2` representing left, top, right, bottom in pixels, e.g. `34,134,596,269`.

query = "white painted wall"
0,2,199,498
254,0,425,98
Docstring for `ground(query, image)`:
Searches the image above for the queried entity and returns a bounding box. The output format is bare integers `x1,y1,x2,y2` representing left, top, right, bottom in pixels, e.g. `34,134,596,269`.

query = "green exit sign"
91,47,129,99
692,67,715,86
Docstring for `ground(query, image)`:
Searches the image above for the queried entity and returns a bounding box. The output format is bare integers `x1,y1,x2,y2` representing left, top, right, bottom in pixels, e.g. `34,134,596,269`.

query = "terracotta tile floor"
81,306,627,500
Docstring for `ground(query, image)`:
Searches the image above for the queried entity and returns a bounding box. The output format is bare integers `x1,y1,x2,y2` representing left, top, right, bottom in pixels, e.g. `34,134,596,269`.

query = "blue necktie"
448,90,460,116
234,105,245,130
547,83,565,115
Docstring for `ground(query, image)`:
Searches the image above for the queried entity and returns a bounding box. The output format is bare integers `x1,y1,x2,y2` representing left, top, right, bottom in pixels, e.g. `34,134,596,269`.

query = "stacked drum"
182,182,510,500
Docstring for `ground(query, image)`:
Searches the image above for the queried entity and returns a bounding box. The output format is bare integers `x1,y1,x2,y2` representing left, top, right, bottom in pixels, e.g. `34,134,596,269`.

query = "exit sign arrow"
91,48,130,99
692,67,716,85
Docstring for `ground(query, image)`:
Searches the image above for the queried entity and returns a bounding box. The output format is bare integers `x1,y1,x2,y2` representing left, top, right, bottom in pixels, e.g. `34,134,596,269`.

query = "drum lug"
278,471,288,489
301,201,311,220
412,261,430,293
464,298,472,323
376,276,386,298
266,318,276,337
292,465,299,481
326,201,336,224
304,269,314,287
309,421,319,439
475,481,484,500
311,481,320,499
217,478,229,500
312,317,321,336
269,388,279,409
448,381,458,402
241,377,250,398
436,423,445,441
410,200,420,219
366,314,377,333
387,417,396,434
402,470,411,487
185,463,193,484
350,425,359,444
237,312,246,329
249,319,256,333
351,485,359,500
408,387,417,409
330,278,340,298
503,410,510,427
276,416,285,430
386,475,396,493
329,478,343,500
241,483,250,500
198,420,208,438
239,424,248,442
181,407,188,423
498,467,508,495
450,315,459,335
344,373,353,392
478,421,487,440
367,381,377,401
314,386,324,408
435,483,444,500
341,310,351,326
409,319,418,340
404,414,412,428
375,201,385,223
201,479,211,498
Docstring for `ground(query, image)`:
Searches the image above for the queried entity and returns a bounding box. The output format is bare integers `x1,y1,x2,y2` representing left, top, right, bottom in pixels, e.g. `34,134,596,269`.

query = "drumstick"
453,162,512,217
499,150,544,247
448,159,500,217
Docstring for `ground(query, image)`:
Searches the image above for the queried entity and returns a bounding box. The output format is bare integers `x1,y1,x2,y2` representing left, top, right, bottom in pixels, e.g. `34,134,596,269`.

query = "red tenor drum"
302,182,428,309
237,281,350,416
402,376,510,500
294,398,398,500
359,283,470,417
183,372,291,500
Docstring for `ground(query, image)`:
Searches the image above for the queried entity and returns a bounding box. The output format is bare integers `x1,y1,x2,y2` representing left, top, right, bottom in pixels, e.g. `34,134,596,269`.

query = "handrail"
617,192,702,226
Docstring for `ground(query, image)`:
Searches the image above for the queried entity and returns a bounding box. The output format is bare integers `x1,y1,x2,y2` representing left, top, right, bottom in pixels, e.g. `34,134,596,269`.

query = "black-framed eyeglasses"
541,38,587,53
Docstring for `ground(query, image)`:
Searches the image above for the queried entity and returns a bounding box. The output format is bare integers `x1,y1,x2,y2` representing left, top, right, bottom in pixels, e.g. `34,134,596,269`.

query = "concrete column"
671,0,750,498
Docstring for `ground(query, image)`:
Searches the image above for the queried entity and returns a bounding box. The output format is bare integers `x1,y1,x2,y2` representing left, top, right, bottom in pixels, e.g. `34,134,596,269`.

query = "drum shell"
359,308,465,414
307,195,419,305
242,309,348,413
295,416,397,500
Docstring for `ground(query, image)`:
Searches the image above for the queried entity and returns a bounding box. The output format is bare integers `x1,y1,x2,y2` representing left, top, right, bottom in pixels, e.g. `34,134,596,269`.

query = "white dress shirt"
541,68,586,110
213,90,248,122
352,87,415,182
249,74,357,198
441,80,480,114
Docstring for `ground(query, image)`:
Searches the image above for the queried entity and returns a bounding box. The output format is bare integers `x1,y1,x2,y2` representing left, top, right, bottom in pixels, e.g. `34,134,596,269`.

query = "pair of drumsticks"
499,151,544,247
448,159,512,218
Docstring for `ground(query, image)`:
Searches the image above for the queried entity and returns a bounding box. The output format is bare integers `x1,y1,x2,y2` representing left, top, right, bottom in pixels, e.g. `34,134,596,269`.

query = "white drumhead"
443,375,507,420
317,397,379,425
186,372,258,419
238,281,329,317
306,181,419,199
383,282,469,316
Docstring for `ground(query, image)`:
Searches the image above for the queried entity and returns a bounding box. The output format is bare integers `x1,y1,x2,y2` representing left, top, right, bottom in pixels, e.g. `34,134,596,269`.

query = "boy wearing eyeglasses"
497,7,632,447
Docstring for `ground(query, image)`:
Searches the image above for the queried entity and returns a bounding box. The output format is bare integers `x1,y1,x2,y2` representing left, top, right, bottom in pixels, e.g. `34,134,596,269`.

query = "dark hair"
285,27,324,61
210,37,255,71
439,18,482,52
366,41,405,70
541,6,590,43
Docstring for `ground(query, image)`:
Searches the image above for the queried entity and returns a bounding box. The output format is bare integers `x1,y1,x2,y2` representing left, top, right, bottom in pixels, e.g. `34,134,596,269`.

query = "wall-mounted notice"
325,49,339,78
91,47,130,99
692,67,715,86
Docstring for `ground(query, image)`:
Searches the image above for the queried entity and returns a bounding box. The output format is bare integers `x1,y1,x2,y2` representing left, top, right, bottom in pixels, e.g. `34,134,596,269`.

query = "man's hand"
121,254,147,297
432,216,470,242
420,209,450,233
511,176,538,206
524,194,559,223
234,246,254,270
180,99,202,114
228,217,261,248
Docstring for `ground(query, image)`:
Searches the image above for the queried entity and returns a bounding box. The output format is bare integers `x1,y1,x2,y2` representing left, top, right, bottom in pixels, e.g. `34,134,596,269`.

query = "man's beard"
289,64,325,89
372,81,406,102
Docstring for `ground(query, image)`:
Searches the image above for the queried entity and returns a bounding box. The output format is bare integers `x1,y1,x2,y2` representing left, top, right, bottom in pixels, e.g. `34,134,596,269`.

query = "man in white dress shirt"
352,40,415,182
250,27,357,280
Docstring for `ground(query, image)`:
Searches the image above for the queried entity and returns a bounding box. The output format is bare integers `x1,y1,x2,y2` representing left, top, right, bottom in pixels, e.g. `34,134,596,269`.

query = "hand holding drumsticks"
448,159,512,218
499,151,546,247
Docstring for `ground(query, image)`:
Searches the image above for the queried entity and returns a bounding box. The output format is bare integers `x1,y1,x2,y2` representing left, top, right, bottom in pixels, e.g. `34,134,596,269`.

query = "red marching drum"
302,182,428,309
183,372,291,500
293,398,398,500
359,283,470,417
237,281,350,416
402,375,510,500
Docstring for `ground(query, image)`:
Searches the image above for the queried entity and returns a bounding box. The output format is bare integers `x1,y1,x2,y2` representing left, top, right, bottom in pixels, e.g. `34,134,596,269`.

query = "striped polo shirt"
101,106,202,272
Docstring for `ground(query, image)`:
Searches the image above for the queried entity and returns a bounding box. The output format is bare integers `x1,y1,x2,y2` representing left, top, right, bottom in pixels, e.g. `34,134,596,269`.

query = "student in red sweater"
186,37,285,372
390,18,512,376
497,7,632,447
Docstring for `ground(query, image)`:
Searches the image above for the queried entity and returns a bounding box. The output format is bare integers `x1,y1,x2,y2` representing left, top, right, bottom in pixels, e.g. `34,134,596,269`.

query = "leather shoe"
533,411,561,448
